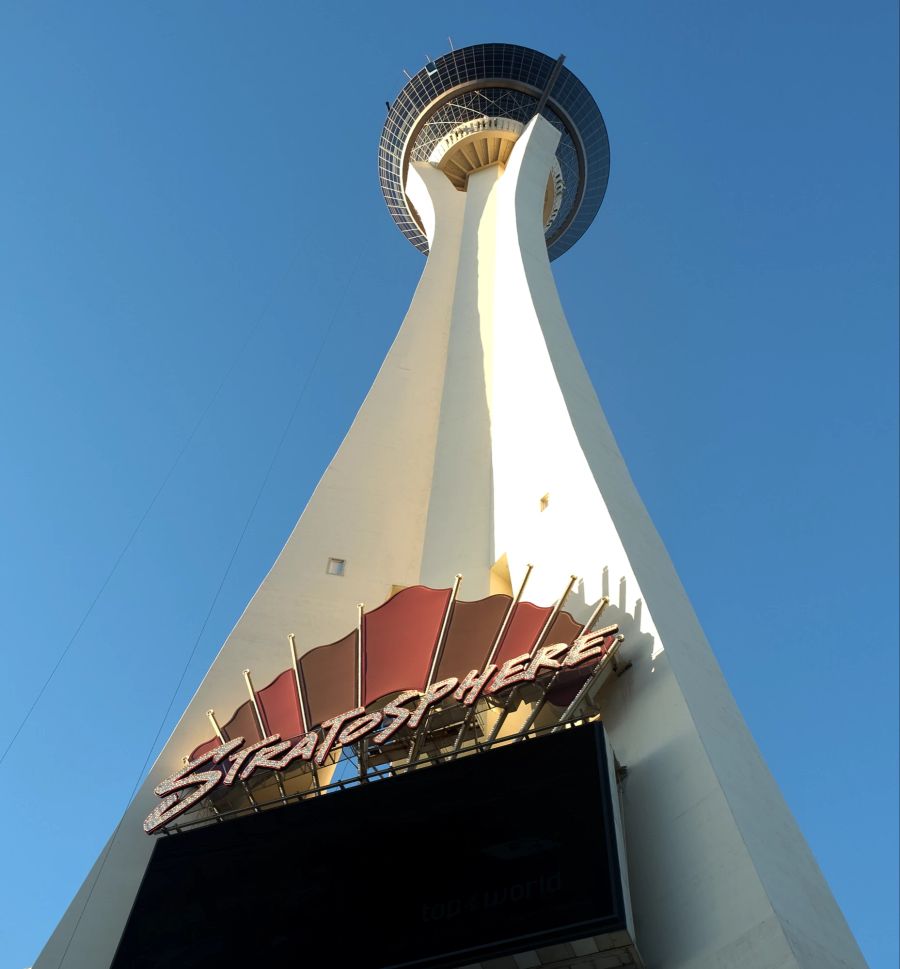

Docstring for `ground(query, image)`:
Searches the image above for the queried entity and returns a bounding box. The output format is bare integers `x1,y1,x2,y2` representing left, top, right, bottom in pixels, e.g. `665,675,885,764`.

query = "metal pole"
242,669,267,738
207,710,257,811
485,574,578,746
516,595,610,740
532,574,579,656
407,575,463,769
357,603,368,782
288,634,309,733
207,709,225,742
426,574,462,688
449,564,534,759
551,634,624,732
289,633,319,787
485,563,533,667
242,668,290,803
578,596,611,639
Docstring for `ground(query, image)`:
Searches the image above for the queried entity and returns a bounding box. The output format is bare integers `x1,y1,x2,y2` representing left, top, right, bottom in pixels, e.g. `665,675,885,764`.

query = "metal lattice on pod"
379,42,610,260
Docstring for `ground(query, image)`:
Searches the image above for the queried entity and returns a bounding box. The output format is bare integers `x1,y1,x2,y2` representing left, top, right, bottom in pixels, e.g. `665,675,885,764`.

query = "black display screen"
113,722,626,968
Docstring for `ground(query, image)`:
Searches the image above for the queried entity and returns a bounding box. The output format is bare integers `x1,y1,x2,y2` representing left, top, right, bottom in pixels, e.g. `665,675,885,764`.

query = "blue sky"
0,2,897,967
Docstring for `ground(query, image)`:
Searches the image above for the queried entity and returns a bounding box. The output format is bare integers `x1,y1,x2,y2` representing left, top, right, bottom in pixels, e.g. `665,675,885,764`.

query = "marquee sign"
120,722,637,969
144,625,618,834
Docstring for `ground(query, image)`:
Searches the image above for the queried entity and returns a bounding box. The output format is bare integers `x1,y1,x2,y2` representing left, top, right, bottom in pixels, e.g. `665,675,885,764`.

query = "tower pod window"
326,557,346,576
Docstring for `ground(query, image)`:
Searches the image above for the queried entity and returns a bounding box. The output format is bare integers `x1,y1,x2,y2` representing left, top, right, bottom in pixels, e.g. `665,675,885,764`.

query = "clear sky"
0,2,896,967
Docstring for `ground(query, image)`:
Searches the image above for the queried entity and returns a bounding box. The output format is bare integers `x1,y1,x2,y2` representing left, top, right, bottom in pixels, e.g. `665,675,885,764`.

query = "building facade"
36,44,867,969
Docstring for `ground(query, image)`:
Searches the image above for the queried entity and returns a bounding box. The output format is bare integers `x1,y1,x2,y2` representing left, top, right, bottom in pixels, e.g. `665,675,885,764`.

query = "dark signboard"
113,722,627,969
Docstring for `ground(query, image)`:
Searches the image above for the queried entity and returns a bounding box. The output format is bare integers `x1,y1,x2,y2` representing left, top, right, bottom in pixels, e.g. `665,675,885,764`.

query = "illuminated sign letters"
144,625,619,834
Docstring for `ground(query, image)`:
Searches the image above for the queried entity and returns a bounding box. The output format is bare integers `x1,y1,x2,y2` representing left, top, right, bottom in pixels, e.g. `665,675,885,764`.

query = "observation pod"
34,43,868,969
379,42,610,260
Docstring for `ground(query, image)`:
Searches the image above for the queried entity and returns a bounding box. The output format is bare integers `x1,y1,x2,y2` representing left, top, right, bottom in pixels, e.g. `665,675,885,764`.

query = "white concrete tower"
36,44,867,969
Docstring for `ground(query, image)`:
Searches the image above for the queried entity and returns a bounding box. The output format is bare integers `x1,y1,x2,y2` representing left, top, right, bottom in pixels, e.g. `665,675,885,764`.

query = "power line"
133,275,350,790
0,251,302,770
55,253,359,967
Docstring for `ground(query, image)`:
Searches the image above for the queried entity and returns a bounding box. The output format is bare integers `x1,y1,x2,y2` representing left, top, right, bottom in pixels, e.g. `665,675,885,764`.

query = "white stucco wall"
481,117,867,969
